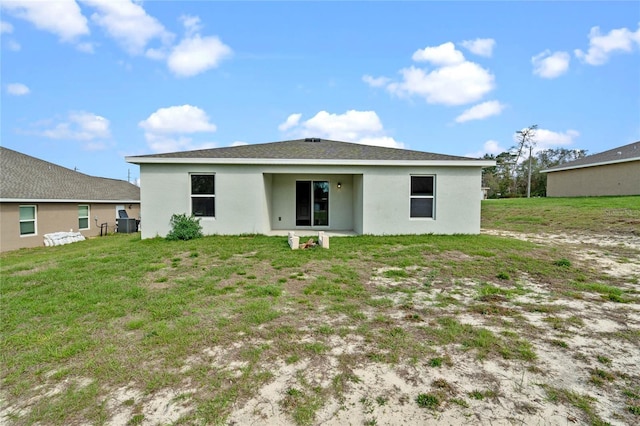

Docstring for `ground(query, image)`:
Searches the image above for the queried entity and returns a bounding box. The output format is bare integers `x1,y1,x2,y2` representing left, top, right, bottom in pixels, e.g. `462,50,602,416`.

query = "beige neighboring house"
541,141,640,197
0,147,140,252
126,138,495,238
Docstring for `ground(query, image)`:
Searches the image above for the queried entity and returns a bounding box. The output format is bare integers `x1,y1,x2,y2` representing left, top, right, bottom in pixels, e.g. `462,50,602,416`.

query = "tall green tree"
482,148,587,198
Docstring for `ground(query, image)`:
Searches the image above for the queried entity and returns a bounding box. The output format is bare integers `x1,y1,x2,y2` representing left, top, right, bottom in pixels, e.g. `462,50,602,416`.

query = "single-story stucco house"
541,141,640,197
0,147,141,252
125,138,495,239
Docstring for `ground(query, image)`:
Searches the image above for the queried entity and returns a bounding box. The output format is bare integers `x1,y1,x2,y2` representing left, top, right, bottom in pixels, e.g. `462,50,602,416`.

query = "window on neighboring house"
19,205,37,236
191,174,215,217
410,176,435,218
78,205,90,230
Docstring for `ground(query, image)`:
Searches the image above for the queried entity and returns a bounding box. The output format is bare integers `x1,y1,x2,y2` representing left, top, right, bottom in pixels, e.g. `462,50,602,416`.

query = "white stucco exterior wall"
360,166,481,234
140,164,273,238
352,174,364,234
138,163,484,238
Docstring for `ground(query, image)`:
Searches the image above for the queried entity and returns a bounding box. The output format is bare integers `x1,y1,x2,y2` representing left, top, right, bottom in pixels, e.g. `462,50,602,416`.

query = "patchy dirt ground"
2,230,639,425
226,231,640,426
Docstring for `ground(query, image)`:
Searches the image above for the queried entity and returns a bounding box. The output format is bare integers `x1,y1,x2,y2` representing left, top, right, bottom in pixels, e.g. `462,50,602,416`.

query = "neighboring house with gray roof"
126,138,495,238
541,141,640,197
1,147,140,252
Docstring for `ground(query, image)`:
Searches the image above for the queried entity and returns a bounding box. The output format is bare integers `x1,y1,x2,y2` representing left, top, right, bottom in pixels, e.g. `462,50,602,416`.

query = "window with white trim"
410,176,434,218
19,205,37,236
191,174,215,217
78,205,90,230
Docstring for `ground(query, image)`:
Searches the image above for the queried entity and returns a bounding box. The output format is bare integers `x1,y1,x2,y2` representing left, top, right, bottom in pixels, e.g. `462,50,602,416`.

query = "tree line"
481,125,587,198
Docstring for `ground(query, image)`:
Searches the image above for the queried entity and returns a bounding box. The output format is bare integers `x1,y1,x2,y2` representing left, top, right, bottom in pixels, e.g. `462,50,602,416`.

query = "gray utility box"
117,218,137,233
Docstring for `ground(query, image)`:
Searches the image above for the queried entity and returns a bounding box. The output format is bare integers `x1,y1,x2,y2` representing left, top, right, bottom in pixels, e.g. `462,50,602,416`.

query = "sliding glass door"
296,180,329,226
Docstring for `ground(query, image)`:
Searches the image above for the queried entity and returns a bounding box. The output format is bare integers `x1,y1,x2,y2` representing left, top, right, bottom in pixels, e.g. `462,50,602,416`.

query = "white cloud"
167,34,232,77
76,41,95,53
0,20,13,34
139,105,217,134
230,141,248,147
6,82,30,95
279,110,403,149
455,100,505,123
530,128,580,149
412,42,465,66
303,110,383,139
180,15,203,37
465,139,506,158
162,15,232,77
139,105,218,152
366,41,497,106
7,39,21,51
575,24,640,65
483,140,505,154
362,75,391,88
144,47,167,60
467,129,580,159
2,0,89,41
278,113,302,131
142,134,216,153
4,2,231,77
356,136,404,149
39,111,111,142
1,20,21,51
512,128,580,152
460,38,495,57
82,0,172,55
532,50,570,78
387,62,495,106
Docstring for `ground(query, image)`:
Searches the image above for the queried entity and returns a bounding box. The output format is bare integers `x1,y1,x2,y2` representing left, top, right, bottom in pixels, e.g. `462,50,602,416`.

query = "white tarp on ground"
44,232,86,247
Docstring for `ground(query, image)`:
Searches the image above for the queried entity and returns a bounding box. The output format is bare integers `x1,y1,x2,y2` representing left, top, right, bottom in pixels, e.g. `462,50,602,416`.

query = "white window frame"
190,173,215,218
19,205,37,236
78,204,90,230
410,175,435,219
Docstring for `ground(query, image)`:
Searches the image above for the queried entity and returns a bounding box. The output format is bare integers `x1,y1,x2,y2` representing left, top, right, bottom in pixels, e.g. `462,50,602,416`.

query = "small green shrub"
416,393,440,408
127,414,144,426
554,258,571,267
623,389,640,399
450,397,469,408
286,387,303,397
165,213,203,241
428,357,443,367
469,390,494,400
496,272,510,280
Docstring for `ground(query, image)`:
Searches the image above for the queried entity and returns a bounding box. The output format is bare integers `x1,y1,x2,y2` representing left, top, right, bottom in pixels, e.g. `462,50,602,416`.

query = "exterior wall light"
337,182,342,189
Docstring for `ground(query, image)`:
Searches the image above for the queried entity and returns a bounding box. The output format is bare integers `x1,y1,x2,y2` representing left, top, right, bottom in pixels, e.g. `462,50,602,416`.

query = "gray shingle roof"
543,141,640,172
127,138,482,162
0,147,140,201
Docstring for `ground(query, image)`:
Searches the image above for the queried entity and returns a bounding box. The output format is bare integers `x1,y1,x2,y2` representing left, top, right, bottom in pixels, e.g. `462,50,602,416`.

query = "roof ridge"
127,138,483,162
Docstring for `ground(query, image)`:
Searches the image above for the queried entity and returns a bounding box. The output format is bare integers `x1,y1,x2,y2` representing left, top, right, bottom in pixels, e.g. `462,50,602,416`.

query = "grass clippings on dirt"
1,196,639,425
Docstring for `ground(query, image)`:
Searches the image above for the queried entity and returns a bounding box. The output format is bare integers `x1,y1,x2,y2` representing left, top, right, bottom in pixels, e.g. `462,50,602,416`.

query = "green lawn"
481,195,640,234
1,196,639,425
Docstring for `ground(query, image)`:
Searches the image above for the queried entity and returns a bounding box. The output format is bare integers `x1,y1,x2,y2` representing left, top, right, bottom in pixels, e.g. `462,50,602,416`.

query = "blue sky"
2,1,639,183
